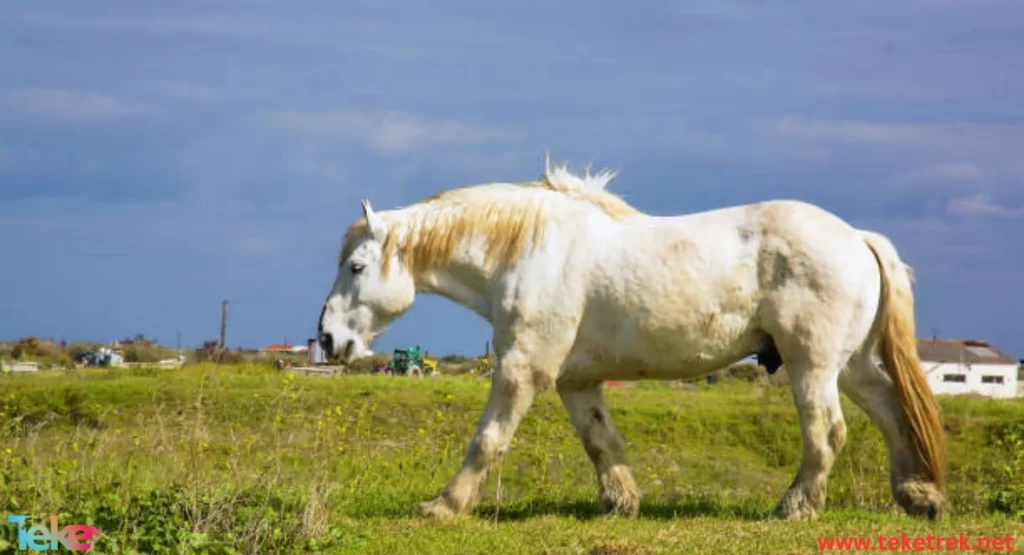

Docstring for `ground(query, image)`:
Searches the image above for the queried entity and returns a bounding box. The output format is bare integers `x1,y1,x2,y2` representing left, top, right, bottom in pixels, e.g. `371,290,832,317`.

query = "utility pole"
220,300,229,350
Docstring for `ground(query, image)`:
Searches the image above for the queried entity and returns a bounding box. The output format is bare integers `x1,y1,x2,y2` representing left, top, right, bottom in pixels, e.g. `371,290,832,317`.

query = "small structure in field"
282,365,346,376
920,338,1018,399
1,360,39,373
260,343,308,355
306,338,327,364
156,355,186,369
75,347,125,368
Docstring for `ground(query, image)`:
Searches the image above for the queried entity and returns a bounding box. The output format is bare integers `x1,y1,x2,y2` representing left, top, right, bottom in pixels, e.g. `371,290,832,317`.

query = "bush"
192,341,254,365
681,363,782,386
68,342,103,358
346,353,391,374
10,336,65,360
724,364,764,382
123,344,180,364
985,420,1024,520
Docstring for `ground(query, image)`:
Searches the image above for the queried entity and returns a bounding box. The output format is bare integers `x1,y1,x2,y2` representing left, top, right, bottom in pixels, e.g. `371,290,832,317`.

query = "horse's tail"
860,230,947,490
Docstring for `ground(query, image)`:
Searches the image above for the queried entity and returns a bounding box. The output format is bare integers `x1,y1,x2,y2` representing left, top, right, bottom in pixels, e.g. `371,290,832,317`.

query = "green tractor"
383,346,437,377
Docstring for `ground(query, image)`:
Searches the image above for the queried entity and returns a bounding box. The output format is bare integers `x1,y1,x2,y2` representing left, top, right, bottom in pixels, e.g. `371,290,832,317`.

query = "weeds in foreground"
0,364,1022,553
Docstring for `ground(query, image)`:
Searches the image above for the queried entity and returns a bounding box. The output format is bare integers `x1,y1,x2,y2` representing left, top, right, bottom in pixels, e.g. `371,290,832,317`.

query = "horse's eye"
351,263,365,275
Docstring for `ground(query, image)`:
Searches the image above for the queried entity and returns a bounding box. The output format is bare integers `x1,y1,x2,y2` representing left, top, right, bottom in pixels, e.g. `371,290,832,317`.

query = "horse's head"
318,199,415,363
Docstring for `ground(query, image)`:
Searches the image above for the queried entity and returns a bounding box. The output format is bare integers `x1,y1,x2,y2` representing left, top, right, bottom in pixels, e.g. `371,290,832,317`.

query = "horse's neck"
414,260,493,322
393,205,507,321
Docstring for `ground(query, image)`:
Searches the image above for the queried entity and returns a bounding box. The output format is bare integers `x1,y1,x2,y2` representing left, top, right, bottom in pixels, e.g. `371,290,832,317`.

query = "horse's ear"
361,199,387,240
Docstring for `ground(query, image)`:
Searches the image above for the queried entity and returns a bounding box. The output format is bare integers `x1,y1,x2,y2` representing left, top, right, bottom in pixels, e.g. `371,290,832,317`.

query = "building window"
981,375,1004,384
942,374,966,383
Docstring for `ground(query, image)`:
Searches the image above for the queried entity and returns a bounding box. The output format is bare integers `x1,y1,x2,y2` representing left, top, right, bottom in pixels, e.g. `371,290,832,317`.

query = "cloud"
0,87,151,124
887,163,986,188
266,110,510,155
4,11,262,39
229,236,285,255
946,192,1023,218
771,119,1024,150
2,0,1023,356
848,209,1024,353
145,82,225,103
764,118,1024,198
774,118,929,144
172,119,390,211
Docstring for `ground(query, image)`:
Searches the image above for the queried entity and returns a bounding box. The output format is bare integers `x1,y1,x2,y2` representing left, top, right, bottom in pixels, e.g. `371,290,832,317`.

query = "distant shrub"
447,360,482,376
263,352,308,368
192,340,253,365
124,345,176,364
985,420,1024,520
681,363,782,386
67,342,103,358
346,353,391,374
724,364,763,382
219,350,250,364
10,336,64,360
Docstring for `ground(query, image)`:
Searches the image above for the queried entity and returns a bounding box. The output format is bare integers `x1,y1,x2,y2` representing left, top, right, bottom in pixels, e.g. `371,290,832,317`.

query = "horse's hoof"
894,480,947,521
419,497,460,523
773,487,823,521
599,489,640,518
772,505,819,521
598,466,641,518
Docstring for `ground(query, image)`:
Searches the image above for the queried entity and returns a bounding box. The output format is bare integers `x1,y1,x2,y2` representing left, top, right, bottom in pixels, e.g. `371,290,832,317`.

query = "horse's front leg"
419,350,541,522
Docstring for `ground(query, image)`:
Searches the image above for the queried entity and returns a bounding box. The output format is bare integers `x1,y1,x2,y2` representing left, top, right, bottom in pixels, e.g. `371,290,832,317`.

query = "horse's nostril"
343,340,355,360
320,333,334,356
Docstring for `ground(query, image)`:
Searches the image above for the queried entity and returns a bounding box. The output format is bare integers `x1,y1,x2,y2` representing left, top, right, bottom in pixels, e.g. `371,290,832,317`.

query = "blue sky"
1,1,1022,359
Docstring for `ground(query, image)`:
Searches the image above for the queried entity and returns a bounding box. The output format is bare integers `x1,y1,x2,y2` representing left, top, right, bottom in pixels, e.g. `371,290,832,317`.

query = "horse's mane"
342,157,640,275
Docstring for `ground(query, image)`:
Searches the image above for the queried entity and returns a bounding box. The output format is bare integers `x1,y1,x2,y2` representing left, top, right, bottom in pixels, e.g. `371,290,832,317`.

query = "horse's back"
562,198,877,379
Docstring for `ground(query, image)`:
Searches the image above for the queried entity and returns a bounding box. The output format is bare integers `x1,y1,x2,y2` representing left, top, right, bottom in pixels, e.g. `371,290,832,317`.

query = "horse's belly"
566,306,763,381
563,222,765,381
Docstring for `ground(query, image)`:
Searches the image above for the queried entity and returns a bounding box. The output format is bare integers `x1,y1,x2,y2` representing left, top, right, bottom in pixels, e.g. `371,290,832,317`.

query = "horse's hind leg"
838,351,946,518
774,358,848,520
557,381,640,517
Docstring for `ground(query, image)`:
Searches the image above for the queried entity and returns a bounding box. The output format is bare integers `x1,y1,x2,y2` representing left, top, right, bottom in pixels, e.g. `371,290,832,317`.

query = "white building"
919,338,1019,399
306,338,326,364
1,360,39,373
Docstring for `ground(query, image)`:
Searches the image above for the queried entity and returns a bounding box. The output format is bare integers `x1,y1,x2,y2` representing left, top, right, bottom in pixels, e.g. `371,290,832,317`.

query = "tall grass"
1,364,1021,553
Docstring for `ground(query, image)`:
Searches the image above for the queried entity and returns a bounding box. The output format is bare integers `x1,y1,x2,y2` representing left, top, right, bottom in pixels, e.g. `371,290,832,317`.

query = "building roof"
917,338,1016,365
261,344,308,353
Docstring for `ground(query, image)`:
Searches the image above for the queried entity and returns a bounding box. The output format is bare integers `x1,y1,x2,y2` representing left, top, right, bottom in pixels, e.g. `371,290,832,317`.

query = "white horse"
318,157,947,522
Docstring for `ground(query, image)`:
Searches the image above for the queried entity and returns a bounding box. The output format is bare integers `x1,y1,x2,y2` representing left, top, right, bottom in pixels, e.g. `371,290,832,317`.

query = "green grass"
1,364,1022,554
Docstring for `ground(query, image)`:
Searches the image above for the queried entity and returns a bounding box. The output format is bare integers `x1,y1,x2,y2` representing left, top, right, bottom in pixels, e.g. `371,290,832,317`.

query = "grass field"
1,363,1022,554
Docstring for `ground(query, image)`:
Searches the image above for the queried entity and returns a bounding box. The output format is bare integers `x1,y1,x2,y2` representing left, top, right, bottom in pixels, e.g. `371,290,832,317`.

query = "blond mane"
340,160,640,276
532,156,639,222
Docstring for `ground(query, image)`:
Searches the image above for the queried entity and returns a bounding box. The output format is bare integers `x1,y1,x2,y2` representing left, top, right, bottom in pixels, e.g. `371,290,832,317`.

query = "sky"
1,0,1022,359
